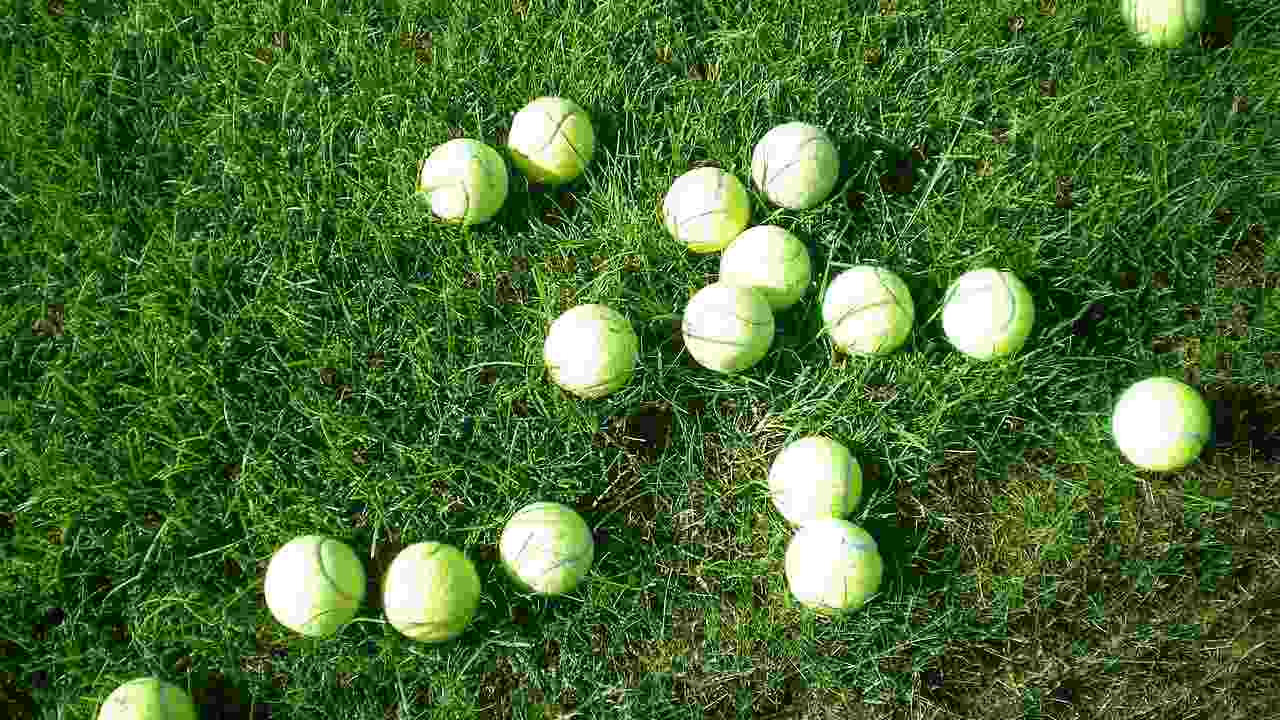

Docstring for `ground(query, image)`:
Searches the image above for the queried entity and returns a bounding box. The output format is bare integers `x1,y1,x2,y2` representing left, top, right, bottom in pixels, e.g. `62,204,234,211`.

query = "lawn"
2,0,1279,718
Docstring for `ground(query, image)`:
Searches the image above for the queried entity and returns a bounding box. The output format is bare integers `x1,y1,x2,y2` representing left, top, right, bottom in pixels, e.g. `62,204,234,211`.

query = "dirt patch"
914,432,1280,718
593,401,674,463
192,671,253,720
1203,383,1280,462
0,672,35,720
476,656,520,720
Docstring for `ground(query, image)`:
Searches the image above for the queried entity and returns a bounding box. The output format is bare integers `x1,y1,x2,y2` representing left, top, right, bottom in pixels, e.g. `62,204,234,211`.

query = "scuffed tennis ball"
821,266,914,356
941,268,1035,360
417,138,509,225
97,678,198,720
1111,377,1211,471
499,502,594,595
768,436,862,526
662,167,751,253
750,121,840,210
681,282,775,373
543,304,638,399
784,519,883,614
382,542,481,643
263,535,366,638
507,96,595,185
1120,0,1205,48
718,225,812,311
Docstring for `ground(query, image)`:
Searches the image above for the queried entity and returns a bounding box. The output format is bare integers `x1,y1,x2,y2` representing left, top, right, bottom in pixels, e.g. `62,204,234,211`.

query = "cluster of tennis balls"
543,116,1039,392
94,502,594,719
255,501,593,644
416,95,594,225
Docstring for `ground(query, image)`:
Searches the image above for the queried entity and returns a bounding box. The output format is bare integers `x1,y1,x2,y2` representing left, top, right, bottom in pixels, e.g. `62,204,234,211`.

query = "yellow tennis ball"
941,268,1035,360
784,519,883,614
750,121,840,210
768,436,863,526
507,96,595,185
1120,0,1205,48
543,304,638,399
499,502,594,595
263,535,366,638
718,225,812,311
382,542,481,643
1111,377,1211,471
681,282,775,373
821,266,914,356
97,678,198,720
662,167,751,253
417,138,509,225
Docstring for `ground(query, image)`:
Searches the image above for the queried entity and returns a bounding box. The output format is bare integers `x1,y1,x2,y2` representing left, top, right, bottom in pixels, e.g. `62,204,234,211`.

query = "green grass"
2,0,1279,718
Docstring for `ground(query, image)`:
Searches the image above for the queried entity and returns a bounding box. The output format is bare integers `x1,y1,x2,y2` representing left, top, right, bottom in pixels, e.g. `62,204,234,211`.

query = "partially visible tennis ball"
821,266,914,356
263,535,366,638
718,225,812,311
1111,377,1211,471
941,268,1035,360
97,678,198,720
750,122,840,210
417,138,509,225
543,304,638,399
1120,0,1205,48
507,96,595,185
768,436,863,526
784,519,883,614
499,502,594,595
382,542,481,643
662,167,751,253
681,282,775,373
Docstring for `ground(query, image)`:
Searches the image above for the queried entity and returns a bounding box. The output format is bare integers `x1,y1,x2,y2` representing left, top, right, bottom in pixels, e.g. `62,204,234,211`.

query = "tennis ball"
499,502,594,595
750,121,840,210
662,167,751,253
543,304,638,399
784,519,883,614
97,678,198,720
821,266,914,356
507,97,595,185
768,436,863,526
263,535,366,638
382,542,481,643
417,138,509,225
1120,0,1205,48
718,225,812,311
681,282,775,373
1111,377,1211,471
941,268,1035,360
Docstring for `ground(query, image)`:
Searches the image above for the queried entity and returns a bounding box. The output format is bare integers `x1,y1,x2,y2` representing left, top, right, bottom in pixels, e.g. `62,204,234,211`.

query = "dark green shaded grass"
3,0,1279,718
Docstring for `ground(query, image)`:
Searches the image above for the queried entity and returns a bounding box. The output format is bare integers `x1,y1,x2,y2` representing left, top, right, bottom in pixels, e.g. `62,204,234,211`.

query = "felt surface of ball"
499,502,594,595
382,542,481,643
1120,0,1205,48
263,535,366,638
417,139,509,225
718,225,812,311
543,304,638,399
941,268,1035,360
821,266,914,356
785,519,883,614
507,96,595,185
750,122,840,210
1111,377,1211,471
681,282,775,373
768,436,863,526
97,678,198,720
662,167,751,253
